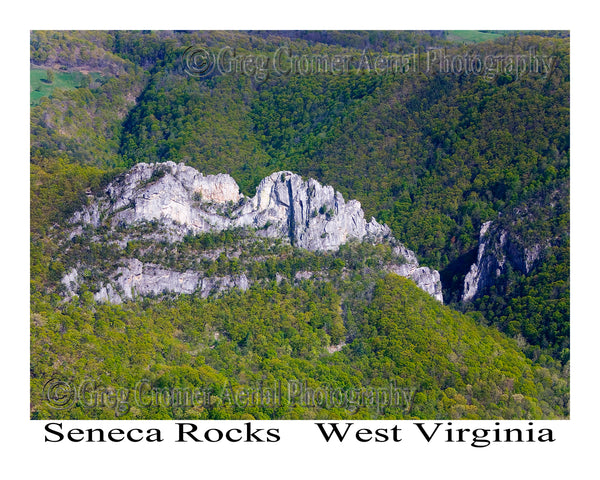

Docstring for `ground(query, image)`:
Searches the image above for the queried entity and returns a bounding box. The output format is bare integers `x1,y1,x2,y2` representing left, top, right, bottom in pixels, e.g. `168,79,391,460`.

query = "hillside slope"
31,274,568,419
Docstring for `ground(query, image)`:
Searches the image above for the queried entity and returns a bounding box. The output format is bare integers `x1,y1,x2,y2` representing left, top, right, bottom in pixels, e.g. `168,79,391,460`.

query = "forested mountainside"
30,30,569,419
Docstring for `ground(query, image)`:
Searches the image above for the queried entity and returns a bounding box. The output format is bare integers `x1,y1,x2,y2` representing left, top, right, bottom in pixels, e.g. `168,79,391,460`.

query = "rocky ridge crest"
65,162,443,303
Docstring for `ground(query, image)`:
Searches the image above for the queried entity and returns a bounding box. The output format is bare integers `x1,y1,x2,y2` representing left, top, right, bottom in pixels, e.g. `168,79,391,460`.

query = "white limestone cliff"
67,162,443,302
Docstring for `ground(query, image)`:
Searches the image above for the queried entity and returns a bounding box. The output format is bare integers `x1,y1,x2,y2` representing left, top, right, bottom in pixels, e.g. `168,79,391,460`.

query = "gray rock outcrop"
386,264,444,303
233,171,391,250
72,162,391,250
91,258,250,303
66,162,443,303
462,220,546,302
72,162,242,241
61,268,79,297
94,283,123,304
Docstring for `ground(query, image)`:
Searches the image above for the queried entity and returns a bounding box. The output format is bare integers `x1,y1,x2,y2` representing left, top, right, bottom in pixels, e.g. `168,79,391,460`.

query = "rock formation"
386,264,444,303
91,259,250,304
66,161,443,303
72,162,391,249
462,220,546,302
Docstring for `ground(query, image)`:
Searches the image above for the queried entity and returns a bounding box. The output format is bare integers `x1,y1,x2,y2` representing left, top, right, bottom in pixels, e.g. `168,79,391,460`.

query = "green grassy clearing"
30,68,103,106
447,30,505,43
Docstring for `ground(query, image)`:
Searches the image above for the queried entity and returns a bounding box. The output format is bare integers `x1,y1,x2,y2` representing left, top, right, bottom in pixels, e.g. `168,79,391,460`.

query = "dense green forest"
30,30,569,419
31,274,568,419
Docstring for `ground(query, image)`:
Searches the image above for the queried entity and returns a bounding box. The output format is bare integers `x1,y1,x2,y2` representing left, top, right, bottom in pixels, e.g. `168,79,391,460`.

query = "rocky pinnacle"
67,161,444,303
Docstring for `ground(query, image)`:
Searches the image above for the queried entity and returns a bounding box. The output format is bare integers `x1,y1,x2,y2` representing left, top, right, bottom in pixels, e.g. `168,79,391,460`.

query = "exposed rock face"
386,264,444,303
234,171,391,250
462,221,545,302
67,162,443,303
72,162,391,249
113,258,201,300
462,222,496,302
91,258,250,303
61,268,79,297
94,283,122,304
72,162,242,240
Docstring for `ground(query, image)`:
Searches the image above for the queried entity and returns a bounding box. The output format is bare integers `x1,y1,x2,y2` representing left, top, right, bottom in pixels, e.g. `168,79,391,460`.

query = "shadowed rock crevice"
286,175,297,247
